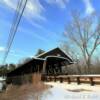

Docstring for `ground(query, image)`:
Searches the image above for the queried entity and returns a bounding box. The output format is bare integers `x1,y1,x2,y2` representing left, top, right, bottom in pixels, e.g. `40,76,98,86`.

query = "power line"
2,0,28,65
5,0,23,52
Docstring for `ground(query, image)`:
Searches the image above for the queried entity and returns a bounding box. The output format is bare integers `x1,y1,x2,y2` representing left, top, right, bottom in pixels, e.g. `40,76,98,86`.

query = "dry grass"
0,73,49,100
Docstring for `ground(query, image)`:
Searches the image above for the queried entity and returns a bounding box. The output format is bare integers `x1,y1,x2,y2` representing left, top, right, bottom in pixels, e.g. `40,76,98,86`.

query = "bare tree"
63,12,100,74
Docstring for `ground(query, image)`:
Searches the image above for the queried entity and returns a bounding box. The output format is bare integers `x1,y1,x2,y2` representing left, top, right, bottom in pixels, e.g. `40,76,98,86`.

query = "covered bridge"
6,47,74,84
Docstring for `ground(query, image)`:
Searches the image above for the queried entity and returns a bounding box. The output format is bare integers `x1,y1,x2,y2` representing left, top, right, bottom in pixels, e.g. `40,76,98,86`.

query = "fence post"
67,77,71,84
49,77,52,81
54,76,56,82
60,77,63,83
89,77,94,86
77,77,80,85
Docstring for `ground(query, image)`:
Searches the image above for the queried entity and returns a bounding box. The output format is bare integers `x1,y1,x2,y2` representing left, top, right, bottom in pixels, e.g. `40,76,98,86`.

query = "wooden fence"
43,75,100,86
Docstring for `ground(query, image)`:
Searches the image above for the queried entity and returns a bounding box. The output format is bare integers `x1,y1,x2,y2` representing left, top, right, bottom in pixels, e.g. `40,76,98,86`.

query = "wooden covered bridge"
6,47,73,84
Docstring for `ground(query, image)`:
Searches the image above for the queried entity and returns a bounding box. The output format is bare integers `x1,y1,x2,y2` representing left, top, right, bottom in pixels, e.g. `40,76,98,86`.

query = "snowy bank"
0,77,6,91
41,82,100,100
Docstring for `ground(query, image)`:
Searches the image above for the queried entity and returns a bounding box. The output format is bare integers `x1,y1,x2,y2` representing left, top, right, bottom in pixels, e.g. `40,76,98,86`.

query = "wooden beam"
42,60,47,74
41,60,47,81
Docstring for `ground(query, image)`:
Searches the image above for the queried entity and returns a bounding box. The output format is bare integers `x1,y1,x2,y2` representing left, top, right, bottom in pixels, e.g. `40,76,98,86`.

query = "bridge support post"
41,60,47,81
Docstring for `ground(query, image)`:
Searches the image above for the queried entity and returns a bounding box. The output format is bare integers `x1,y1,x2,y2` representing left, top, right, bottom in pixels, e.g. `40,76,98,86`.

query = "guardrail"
43,75,100,86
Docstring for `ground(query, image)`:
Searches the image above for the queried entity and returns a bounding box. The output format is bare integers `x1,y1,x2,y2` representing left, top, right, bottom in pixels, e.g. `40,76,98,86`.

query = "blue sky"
0,0,100,64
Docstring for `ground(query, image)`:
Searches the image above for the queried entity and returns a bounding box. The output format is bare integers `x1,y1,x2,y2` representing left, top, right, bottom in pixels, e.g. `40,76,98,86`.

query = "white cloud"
46,0,69,9
83,0,95,15
25,0,46,21
3,0,17,10
0,0,46,28
0,46,28,58
0,46,6,52
18,26,48,42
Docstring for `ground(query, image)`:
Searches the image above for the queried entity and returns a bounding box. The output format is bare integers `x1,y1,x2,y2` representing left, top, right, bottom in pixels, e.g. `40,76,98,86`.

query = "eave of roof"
46,56,71,62
45,56,74,64
36,47,73,62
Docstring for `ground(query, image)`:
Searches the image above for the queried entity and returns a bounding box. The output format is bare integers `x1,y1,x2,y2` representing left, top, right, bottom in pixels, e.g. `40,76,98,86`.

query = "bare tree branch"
63,12,100,73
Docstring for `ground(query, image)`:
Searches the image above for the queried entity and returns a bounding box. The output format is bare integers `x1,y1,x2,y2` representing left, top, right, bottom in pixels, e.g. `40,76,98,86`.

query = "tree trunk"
86,57,91,74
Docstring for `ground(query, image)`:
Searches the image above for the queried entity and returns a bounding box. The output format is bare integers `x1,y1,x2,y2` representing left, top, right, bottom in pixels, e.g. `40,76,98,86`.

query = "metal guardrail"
43,75,100,86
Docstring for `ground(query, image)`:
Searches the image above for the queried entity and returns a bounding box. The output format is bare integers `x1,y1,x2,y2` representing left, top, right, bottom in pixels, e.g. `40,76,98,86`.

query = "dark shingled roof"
36,47,73,62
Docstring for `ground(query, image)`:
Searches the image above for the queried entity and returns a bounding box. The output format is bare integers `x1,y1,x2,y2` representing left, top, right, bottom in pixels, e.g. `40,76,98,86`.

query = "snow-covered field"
41,82,100,100
0,77,100,100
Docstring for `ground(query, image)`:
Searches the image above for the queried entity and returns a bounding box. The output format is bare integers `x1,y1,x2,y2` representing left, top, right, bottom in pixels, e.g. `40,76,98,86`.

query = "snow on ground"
0,77,5,81
41,82,100,100
0,77,6,91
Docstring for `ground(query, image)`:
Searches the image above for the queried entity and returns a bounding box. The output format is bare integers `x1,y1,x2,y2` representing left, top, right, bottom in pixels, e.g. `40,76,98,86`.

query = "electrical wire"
2,0,28,65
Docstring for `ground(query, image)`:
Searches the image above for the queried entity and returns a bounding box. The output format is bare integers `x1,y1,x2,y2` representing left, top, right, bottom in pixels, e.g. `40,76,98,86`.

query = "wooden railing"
43,75,100,86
